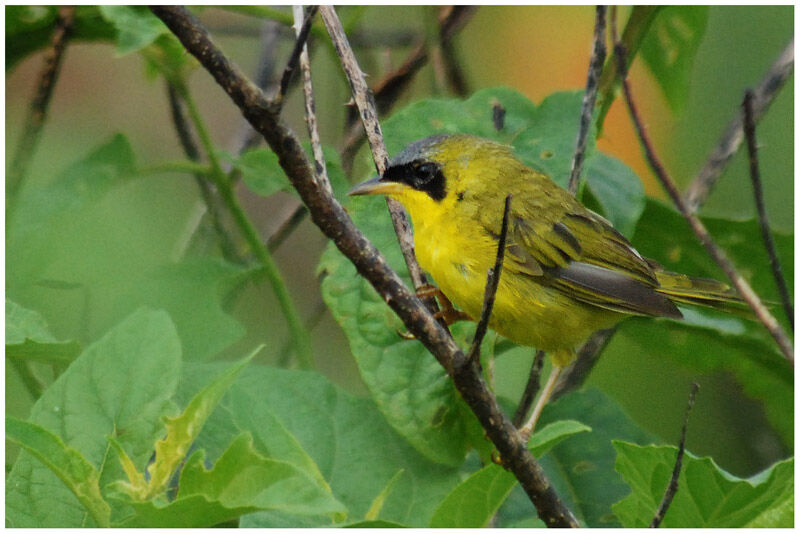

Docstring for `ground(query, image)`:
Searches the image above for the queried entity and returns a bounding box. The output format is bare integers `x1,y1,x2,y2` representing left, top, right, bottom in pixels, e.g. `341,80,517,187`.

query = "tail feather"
654,271,753,316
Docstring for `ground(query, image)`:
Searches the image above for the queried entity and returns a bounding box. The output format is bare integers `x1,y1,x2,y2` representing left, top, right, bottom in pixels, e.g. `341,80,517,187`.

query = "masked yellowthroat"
349,134,744,436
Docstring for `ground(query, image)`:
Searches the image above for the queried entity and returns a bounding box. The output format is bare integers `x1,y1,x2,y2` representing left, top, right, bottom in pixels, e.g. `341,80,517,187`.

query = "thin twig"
552,327,617,401
437,6,476,97
613,41,793,364
512,350,545,427
7,6,75,206
166,83,242,263
274,6,318,109
684,39,794,213
650,382,699,528
294,5,333,196
152,7,579,526
568,5,607,195
267,205,308,252
340,6,476,172
742,90,793,329
468,194,512,362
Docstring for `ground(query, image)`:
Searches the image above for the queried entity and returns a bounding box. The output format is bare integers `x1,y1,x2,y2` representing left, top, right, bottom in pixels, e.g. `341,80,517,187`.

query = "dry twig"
684,40,794,213
742,90,793,328
568,5,607,195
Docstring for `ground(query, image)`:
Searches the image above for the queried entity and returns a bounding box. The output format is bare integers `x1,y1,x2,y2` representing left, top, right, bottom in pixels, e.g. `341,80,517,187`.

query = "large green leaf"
98,6,167,55
429,420,590,527
114,434,345,527
639,6,709,113
612,442,793,527
6,309,181,527
495,389,654,527
177,363,464,527
6,418,110,528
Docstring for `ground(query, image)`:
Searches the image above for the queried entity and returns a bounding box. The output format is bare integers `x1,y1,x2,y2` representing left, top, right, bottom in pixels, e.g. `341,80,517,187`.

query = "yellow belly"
413,217,621,353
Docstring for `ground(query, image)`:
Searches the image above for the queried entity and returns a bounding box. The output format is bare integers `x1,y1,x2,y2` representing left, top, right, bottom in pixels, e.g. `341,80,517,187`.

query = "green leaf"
232,147,292,198
639,6,709,113
495,389,653,527
6,418,111,528
123,258,248,361
179,364,463,527
6,309,182,527
629,199,793,444
612,442,793,527
180,434,345,516
429,464,515,528
428,421,589,528
140,349,259,500
5,298,80,365
529,419,592,457
98,6,167,55
343,519,410,527
6,6,116,71
8,134,138,285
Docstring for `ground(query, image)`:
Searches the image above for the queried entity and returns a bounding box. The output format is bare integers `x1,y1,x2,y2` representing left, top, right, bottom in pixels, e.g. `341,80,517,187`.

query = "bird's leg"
518,363,564,443
416,283,473,324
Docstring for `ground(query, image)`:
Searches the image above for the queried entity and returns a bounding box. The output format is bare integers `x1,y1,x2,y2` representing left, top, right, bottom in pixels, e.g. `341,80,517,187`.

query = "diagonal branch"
612,41,793,363
742,90,793,329
151,6,579,526
684,39,794,213
568,5,607,195
468,194,512,362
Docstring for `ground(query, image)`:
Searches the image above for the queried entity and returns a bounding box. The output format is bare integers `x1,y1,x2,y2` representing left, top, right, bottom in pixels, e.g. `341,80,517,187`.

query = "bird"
348,134,745,439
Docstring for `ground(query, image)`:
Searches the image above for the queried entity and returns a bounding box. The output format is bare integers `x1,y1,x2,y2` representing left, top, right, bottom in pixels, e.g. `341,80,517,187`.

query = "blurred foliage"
5,5,793,528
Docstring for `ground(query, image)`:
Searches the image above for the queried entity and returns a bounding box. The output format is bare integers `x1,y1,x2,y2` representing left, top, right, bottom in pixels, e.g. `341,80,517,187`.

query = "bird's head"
348,134,518,222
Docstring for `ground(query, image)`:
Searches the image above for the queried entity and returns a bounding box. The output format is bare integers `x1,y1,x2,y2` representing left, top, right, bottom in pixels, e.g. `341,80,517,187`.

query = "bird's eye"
415,162,438,183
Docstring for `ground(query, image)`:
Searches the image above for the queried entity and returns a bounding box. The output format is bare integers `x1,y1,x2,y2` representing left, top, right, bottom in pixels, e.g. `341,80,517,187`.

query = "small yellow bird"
349,134,744,437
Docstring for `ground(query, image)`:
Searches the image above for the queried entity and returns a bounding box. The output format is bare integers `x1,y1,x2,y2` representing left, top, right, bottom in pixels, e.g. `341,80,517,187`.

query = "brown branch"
512,350,545,427
612,41,793,363
437,6,476,97
151,6,579,526
7,6,75,205
568,5,607,195
294,5,333,196
742,90,793,329
274,6,318,109
684,39,794,213
650,382,699,528
468,194,512,362
319,6,435,304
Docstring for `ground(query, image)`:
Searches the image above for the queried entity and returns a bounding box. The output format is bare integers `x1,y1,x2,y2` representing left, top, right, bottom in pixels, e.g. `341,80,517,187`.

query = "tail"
654,270,753,317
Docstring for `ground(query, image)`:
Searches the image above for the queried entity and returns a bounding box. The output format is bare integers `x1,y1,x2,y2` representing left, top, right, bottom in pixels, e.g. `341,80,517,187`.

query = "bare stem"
512,350,545,427
275,6,319,109
294,5,333,196
468,194,512,362
152,6,579,525
684,39,794,213
613,42,793,364
650,382,699,528
568,5,607,195
742,90,793,329
7,6,75,207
